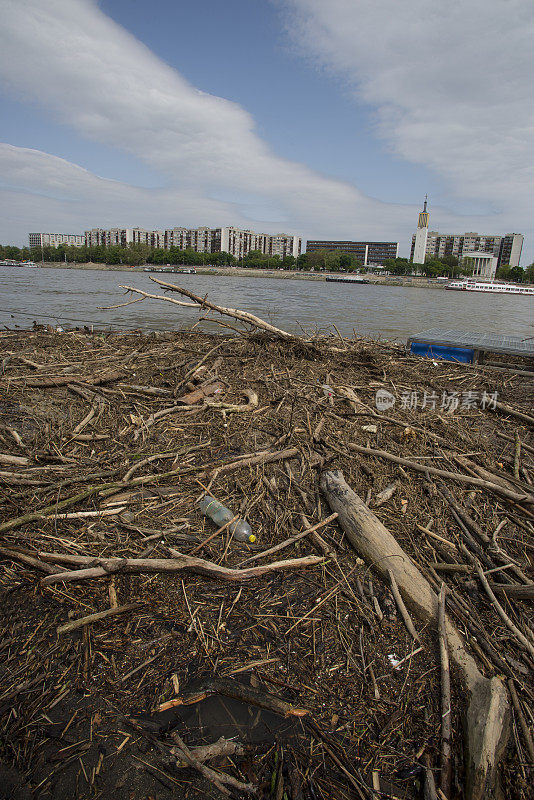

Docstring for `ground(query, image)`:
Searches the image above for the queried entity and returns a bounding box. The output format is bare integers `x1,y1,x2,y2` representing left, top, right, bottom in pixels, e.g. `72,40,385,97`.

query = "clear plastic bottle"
199,496,255,543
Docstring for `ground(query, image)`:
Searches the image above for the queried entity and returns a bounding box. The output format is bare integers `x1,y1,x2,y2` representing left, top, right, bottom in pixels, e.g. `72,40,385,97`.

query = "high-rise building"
412,197,429,265
85,228,133,247
83,226,301,260
305,240,399,265
409,203,523,270
29,232,85,248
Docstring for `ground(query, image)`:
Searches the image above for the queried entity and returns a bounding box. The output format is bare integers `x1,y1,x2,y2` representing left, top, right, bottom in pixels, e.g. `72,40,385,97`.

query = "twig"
474,560,534,661
438,585,451,799
169,729,254,794
388,569,420,643
508,679,534,764
57,602,143,634
349,443,534,506
239,513,338,565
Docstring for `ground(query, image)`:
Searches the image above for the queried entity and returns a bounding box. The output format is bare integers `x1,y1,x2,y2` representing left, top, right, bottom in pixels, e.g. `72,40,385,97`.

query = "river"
1,265,532,341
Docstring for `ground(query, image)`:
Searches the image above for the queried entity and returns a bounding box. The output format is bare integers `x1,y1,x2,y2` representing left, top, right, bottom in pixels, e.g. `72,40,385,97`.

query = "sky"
0,0,533,261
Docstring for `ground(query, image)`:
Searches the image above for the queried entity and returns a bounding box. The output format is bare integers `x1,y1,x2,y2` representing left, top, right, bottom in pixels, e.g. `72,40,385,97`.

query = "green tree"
281,255,296,269
384,257,411,275
509,266,525,283
496,266,512,281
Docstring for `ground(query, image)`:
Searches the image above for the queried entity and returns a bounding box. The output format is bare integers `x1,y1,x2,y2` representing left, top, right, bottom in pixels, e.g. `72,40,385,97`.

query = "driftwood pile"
0,282,533,799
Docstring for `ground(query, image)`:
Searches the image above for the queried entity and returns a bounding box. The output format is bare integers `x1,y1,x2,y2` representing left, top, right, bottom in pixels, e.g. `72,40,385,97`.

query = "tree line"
1,242,533,281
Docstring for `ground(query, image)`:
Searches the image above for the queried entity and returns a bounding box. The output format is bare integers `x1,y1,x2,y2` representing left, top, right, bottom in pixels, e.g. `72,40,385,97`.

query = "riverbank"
33,260,448,289
0,326,532,799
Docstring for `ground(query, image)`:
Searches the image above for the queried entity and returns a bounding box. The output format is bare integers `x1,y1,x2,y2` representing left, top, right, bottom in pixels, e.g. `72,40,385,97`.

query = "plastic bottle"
199,496,255,543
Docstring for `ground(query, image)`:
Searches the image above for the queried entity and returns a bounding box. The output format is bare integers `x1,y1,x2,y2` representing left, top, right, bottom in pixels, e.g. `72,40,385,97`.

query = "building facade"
461,251,498,279
29,232,85,249
410,214,523,270
305,240,399,266
85,228,133,247
83,226,301,260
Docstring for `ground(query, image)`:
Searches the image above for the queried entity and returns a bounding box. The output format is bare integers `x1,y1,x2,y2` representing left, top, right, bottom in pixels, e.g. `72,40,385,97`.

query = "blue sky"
1,0,533,261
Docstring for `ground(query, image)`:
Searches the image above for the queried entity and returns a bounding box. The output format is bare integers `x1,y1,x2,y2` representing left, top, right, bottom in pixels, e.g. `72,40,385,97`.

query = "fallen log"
320,469,510,800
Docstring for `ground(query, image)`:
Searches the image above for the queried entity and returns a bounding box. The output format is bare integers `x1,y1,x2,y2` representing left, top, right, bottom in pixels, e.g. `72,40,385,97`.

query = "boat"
0,259,36,267
446,279,534,295
325,274,370,284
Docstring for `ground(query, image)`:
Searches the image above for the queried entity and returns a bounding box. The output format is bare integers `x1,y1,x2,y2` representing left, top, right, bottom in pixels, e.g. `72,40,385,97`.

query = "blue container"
410,341,474,363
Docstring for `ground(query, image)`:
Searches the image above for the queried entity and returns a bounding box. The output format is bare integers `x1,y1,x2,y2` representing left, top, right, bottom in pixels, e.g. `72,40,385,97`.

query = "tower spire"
413,195,430,264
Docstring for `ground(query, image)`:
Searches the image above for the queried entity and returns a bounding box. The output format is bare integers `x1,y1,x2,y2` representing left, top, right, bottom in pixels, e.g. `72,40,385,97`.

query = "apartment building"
81,226,301,260
165,226,301,259
131,228,165,248
165,227,216,253
85,228,133,247
29,232,85,248
410,230,523,269
306,240,399,266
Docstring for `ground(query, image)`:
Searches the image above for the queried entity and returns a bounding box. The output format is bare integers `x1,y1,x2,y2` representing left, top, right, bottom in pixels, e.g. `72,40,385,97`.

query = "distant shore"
27,261,448,289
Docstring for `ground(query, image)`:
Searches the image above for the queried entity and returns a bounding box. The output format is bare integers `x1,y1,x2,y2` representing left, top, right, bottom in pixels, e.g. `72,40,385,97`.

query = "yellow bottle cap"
248,535,257,543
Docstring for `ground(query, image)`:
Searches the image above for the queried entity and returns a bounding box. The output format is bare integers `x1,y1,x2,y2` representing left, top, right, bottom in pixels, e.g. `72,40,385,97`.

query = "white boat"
325,274,370,284
446,279,534,295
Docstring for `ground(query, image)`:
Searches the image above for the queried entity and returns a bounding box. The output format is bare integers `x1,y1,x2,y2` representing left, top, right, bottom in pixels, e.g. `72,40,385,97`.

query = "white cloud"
0,0,531,258
281,1,534,224
0,0,380,238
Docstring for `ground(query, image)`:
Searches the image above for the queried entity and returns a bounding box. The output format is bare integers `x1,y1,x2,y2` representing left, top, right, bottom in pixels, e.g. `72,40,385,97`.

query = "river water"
1,265,532,341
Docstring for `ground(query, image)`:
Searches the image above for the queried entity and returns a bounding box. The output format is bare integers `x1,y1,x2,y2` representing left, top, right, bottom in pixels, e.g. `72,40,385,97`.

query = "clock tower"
413,196,429,265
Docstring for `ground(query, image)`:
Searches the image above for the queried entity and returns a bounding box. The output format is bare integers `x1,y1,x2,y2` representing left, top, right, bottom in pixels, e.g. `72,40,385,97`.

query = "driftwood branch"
149,277,303,342
36,551,324,586
474,560,534,661
320,469,510,800
349,443,534,506
239,512,339,565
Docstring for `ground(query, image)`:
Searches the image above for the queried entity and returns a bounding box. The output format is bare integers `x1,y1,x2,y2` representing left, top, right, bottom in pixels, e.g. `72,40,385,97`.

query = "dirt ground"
0,326,533,799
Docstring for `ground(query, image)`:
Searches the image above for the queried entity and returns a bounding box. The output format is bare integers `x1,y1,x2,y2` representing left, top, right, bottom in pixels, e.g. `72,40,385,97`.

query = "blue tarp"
409,341,474,363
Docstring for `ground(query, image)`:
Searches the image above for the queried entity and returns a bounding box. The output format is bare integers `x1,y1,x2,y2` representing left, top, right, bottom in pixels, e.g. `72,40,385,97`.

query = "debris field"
0,310,533,799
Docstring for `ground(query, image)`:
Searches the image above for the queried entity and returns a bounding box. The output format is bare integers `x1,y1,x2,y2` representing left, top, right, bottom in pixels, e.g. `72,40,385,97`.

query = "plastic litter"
199,495,255,543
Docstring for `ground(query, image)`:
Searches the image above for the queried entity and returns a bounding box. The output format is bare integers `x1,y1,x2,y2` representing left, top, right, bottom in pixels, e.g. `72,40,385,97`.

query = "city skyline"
2,1,534,261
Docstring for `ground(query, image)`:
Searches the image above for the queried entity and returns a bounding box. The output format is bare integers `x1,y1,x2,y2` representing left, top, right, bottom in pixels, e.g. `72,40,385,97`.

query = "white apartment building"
165,227,214,252
218,227,301,259
85,228,133,247
410,200,523,270
166,226,301,259
85,227,164,248
410,227,523,269
82,225,301,260
131,228,165,248
29,232,85,248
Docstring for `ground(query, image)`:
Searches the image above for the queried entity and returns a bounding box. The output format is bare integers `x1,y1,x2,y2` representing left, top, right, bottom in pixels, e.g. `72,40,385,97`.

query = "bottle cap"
248,535,256,543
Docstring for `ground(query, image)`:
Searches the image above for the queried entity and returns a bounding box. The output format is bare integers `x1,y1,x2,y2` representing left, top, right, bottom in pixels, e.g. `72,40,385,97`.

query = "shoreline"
21,261,449,289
